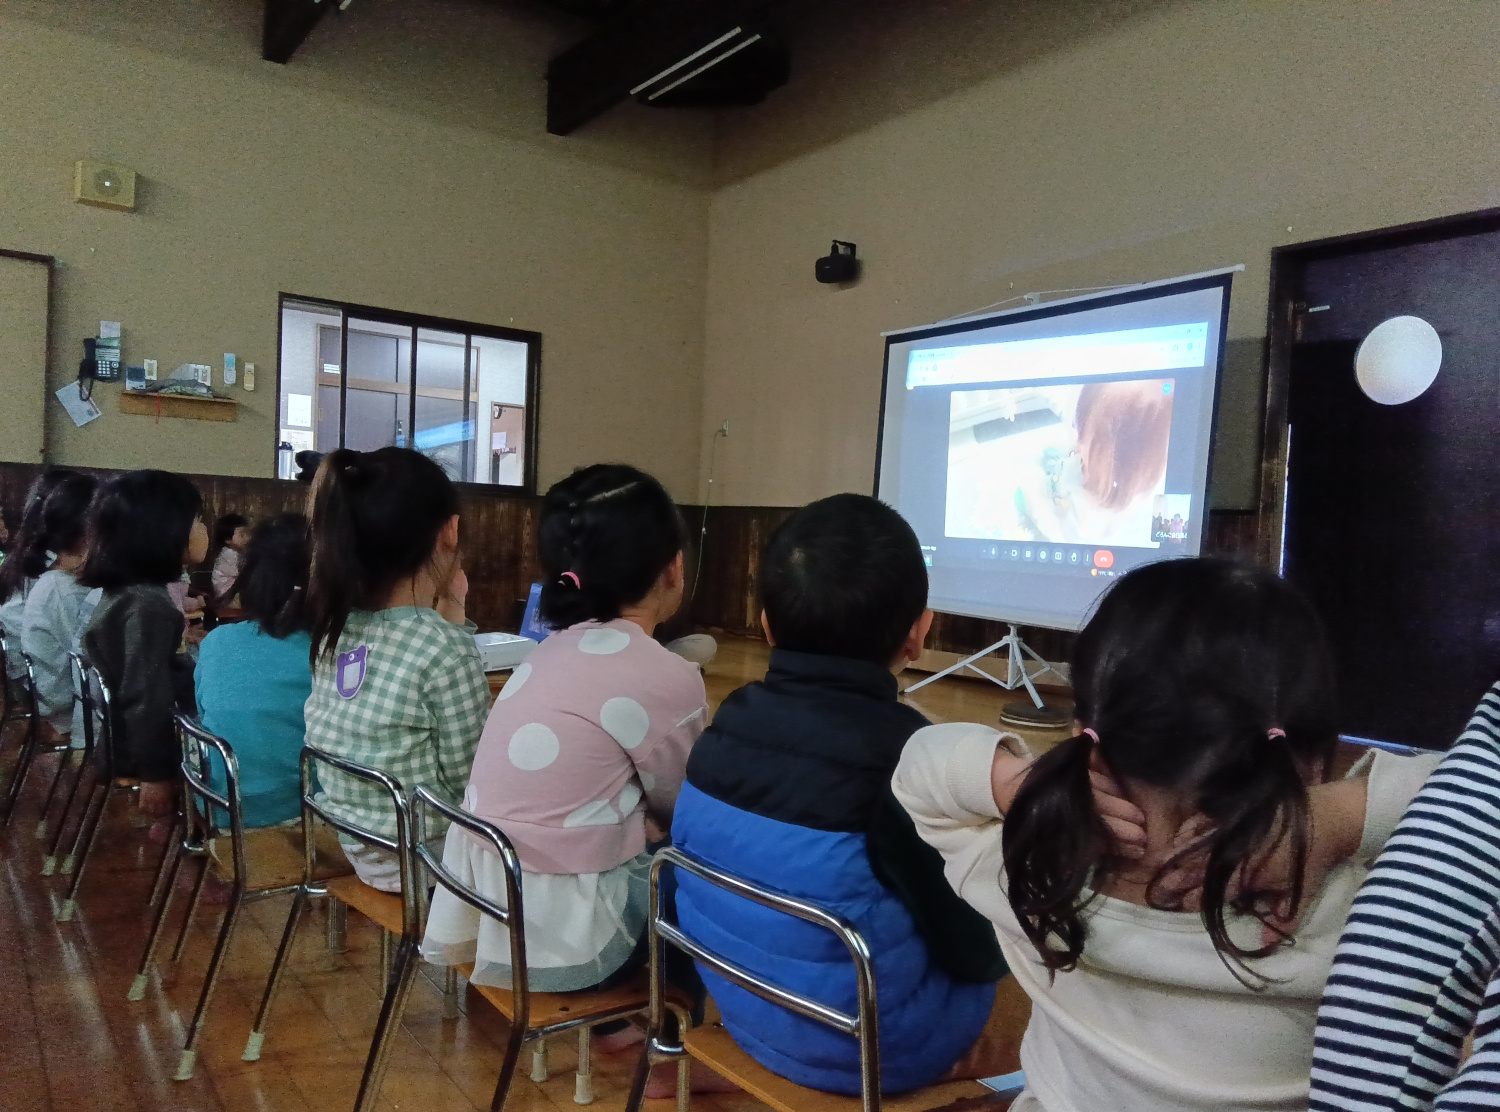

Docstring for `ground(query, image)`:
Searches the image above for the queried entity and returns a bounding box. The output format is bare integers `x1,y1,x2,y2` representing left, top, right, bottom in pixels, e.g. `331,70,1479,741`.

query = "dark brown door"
1283,227,1500,749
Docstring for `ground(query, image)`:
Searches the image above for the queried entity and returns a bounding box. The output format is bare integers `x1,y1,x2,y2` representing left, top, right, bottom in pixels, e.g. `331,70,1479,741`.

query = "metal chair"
0,619,35,740
244,745,426,1112
38,653,98,872
131,716,354,1080
51,659,122,921
624,847,997,1112
411,785,691,1110
0,647,48,821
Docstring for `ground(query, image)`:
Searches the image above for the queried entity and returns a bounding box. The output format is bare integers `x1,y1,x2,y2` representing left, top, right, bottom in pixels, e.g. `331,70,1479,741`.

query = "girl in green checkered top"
303,447,489,892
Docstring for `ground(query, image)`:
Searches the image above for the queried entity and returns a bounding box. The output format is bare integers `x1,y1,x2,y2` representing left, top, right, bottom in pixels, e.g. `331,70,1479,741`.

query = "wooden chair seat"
458,963,690,1029
683,1022,993,1112
324,873,406,934
207,823,352,891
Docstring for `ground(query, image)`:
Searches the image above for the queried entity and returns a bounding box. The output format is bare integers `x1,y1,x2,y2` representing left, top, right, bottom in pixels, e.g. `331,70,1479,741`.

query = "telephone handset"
78,337,99,401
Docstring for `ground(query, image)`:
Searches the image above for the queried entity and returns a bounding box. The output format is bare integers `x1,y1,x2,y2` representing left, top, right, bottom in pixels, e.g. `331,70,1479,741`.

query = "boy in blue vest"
671,493,1022,1093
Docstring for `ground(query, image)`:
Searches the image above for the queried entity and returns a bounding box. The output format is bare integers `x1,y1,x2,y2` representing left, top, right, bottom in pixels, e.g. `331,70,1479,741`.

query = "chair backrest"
650,845,884,1112
67,652,93,751
298,744,421,939
70,655,115,774
176,714,244,870
410,786,530,1024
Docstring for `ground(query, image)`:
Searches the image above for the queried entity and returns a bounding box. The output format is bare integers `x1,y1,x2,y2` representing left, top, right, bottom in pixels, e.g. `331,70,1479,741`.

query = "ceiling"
261,0,793,134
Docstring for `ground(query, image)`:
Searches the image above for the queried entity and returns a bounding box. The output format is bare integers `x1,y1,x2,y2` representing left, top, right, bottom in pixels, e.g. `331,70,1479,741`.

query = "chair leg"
148,818,184,909
1,716,41,825
487,1021,528,1112
34,748,72,839
174,883,246,1081
42,752,88,874
669,1003,692,1112
244,885,312,1062
128,842,188,1000
442,965,460,1020
379,927,392,987
56,781,111,921
624,1006,693,1112
59,769,103,876
531,1038,550,1083
326,895,348,953
351,940,421,1112
171,854,211,962
575,1026,594,1104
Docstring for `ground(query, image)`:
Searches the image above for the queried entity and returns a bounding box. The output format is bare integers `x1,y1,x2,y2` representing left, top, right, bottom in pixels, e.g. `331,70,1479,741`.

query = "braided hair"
537,464,686,630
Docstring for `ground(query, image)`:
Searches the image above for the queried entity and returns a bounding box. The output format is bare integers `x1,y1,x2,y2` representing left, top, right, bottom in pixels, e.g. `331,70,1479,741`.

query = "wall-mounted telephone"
78,334,123,400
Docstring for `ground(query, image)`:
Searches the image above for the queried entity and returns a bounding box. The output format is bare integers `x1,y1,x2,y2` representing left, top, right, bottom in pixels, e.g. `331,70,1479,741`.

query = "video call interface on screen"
877,277,1229,631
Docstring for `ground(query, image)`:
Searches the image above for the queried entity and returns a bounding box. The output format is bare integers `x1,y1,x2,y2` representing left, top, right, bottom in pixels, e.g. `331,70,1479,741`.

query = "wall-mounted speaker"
74,160,136,212
816,240,858,284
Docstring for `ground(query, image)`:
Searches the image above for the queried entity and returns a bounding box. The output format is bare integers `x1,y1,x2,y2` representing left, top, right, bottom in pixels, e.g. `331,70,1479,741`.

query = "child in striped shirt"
303,448,489,891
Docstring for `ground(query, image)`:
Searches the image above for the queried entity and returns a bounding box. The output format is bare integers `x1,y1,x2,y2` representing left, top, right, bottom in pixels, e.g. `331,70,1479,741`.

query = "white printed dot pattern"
563,800,618,827
600,697,650,750
618,781,642,815
578,627,632,656
497,662,531,700
508,723,560,771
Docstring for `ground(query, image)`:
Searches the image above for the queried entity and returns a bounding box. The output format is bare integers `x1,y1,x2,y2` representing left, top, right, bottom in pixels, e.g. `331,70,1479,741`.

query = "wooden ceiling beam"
262,0,334,65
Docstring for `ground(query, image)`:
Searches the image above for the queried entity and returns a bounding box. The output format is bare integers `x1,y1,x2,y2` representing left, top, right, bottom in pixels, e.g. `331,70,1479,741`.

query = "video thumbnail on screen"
944,379,1176,548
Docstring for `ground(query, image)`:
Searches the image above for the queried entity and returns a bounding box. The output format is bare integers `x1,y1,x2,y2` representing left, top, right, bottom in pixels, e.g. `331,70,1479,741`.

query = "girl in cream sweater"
893,559,1439,1112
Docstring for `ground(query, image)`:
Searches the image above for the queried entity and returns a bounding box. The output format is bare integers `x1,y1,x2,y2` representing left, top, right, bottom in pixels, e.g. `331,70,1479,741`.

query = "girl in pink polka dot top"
422,464,708,996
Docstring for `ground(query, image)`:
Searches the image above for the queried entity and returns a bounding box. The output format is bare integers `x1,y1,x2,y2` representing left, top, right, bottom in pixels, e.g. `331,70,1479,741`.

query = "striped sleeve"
1311,683,1500,1111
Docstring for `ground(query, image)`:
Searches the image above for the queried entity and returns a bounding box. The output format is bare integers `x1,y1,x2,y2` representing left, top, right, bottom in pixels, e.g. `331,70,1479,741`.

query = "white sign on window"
286,393,313,428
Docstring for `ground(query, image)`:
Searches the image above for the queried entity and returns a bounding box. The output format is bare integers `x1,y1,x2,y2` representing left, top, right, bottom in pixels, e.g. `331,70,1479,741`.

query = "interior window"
276,296,539,490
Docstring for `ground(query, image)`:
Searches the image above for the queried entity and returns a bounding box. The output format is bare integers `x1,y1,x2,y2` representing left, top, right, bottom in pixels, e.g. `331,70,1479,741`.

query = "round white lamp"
1354,315,1443,405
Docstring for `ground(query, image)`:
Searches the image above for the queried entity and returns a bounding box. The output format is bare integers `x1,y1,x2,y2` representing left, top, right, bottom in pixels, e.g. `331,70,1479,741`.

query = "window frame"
274,292,542,494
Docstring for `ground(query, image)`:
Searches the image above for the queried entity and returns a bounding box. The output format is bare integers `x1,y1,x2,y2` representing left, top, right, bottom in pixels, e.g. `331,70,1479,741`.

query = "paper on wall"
286,392,313,427
55,381,102,427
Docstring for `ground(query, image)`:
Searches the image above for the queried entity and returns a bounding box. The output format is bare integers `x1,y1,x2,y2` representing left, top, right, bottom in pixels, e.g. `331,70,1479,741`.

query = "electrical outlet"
243,363,256,392
143,359,157,381
718,420,730,437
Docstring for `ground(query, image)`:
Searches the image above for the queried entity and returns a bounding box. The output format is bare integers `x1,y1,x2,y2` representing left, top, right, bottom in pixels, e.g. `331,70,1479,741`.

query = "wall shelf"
119,392,238,423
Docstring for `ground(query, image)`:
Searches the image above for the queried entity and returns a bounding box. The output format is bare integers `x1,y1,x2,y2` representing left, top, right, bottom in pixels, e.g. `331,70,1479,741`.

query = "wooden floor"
701,633,1075,753
0,635,1057,1112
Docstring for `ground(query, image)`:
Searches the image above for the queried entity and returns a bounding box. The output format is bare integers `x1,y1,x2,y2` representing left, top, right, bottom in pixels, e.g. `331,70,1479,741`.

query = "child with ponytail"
422,463,726,1090
424,463,704,983
893,558,1441,1112
19,471,98,742
303,448,488,891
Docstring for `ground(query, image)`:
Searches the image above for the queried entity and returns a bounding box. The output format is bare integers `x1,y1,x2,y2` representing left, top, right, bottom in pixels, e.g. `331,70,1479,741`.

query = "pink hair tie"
1267,728,1287,740
1082,728,1100,743
561,571,581,589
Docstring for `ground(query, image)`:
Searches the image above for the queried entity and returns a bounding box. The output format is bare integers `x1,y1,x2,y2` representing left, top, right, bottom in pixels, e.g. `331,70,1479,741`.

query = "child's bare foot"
593,1025,646,1054
644,1061,740,1098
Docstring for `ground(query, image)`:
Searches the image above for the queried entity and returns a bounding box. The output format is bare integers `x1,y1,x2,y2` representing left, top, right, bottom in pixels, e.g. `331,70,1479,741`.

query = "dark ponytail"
30,473,97,573
1002,733,1108,972
235,513,310,640
305,447,460,663
0,469,82,605
537,464,685,630
1001,558,1338,981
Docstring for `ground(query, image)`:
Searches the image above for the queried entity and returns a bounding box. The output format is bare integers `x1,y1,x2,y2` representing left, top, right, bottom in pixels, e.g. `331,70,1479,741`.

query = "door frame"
1257,206,1500,567
0,249,56,464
